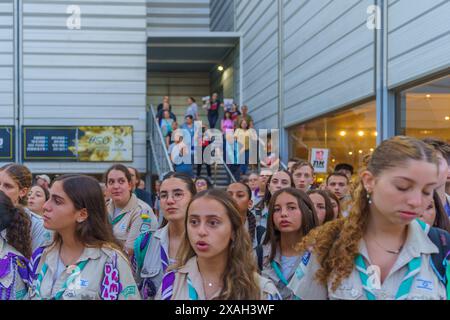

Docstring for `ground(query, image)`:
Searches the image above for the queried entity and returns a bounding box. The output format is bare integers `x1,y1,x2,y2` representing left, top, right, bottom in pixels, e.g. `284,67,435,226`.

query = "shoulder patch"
302,251,311,266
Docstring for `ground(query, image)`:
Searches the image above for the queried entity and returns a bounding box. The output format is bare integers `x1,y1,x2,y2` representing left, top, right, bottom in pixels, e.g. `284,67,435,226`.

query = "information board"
0,126,14,161
22,126,133,162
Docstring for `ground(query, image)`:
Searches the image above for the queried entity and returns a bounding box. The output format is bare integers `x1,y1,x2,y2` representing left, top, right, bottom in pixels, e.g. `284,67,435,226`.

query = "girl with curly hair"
288,136,449,300
0,164,53,251
157,189,281,300
0,191,32,300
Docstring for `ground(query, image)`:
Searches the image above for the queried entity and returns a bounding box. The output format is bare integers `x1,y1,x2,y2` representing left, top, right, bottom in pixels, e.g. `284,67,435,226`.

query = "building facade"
1,0,449,178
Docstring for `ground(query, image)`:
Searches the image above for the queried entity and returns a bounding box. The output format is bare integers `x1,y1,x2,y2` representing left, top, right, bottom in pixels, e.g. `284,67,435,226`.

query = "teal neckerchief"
187,276,199,300
35,259,89,300
110,212,127,226
355,254,421,300
271,261,288,286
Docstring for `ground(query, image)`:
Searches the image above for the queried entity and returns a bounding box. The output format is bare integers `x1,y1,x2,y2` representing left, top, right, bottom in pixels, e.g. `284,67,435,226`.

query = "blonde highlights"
294,136,438,291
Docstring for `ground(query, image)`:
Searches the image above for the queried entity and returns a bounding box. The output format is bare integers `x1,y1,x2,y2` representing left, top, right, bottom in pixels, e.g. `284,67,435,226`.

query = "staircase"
196,162,233,188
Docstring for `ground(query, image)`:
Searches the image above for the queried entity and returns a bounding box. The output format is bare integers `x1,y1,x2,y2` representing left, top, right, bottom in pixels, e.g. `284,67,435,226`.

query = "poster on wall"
22,126,133,162
76,126,133,162
310,148,329,173
0,126,14,161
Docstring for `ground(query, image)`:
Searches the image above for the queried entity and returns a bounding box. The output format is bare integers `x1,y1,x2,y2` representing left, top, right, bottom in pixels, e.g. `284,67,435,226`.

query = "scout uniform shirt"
24,207,53,251
260,244,301,300
156,256,282,300
28,243,141,300
0,235,29,300
107,193,158,251
133,224,173,300
287,219,447,300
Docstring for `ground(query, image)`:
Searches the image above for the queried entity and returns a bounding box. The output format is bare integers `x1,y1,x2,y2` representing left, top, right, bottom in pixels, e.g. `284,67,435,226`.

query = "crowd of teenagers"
0,135,449,300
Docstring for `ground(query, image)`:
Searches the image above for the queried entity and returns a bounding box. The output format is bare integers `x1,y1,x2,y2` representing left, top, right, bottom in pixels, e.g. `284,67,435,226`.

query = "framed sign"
22,126,133,162
310,148,329,173
0,126,14,161
23,127,78,160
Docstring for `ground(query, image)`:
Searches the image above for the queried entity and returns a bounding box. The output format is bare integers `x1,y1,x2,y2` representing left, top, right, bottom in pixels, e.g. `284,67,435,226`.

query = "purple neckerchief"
0,254,11,278
444,201,450,218
160,271,176,300
29,246,45,282
160,245,169,273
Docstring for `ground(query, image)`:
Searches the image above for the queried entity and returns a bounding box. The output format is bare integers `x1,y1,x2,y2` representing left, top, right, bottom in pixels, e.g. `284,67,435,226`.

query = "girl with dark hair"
307,190,337,225
288,136,449,300
28,184,50,216
0,164,52,251
132,172,196,300
221,111,235,134
259,188,319,299
226,182,257,248
253,170,295,236
156,189,281,300
28,174,140,300
0,191,32,300
419,190,450,233
324,190,342,220
185,97,199,121
105,164,158,257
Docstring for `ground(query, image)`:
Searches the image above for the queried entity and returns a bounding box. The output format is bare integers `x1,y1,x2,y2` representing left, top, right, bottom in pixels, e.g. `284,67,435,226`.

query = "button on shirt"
287,219,447,300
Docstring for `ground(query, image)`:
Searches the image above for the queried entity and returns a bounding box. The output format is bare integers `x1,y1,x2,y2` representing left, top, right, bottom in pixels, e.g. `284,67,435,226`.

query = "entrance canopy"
147,32,241,72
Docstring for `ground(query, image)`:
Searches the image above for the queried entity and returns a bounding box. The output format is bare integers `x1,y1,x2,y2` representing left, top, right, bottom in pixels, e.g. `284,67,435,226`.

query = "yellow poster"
74,126,133,162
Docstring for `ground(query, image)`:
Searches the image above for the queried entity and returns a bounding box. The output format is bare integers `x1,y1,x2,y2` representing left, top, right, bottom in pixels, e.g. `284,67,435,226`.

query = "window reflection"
288,101,377,180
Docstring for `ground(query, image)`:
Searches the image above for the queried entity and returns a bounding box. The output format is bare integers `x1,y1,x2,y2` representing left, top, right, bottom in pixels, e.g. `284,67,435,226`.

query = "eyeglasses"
160,190,185,202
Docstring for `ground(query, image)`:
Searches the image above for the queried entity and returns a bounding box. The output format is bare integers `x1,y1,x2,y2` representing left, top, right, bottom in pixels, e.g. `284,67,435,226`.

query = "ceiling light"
426,94,431,98
339,131,346,137
358,150,363,154
348,151,353,155
357,131,364,137
445,116,450,121
218,65,224,71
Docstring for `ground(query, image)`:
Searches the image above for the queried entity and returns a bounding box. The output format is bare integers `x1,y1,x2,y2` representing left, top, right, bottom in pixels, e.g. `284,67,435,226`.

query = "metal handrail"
148,105,174,178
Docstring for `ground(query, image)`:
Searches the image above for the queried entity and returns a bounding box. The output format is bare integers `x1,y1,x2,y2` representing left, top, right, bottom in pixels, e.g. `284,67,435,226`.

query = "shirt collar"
154,224,170,253
44,244,101,273
359,219,438,266
107,193,138,216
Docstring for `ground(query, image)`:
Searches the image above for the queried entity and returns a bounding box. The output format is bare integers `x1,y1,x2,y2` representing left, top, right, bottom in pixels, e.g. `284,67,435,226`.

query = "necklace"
370,236,403,255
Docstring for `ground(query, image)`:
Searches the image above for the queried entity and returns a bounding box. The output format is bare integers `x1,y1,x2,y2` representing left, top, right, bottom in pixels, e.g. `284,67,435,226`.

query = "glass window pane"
288,101,377,181
398,75,450,142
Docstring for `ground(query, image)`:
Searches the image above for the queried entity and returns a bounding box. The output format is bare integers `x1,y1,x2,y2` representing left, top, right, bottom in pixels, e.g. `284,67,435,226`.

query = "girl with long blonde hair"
288,136,449,300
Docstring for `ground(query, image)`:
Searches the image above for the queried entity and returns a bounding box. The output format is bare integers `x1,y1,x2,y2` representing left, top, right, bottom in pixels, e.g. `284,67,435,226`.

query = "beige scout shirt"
29,244,141,300
287,219,447,300
0,236,28,300
260,244,301,300
107,193,158,251
155,257,281,300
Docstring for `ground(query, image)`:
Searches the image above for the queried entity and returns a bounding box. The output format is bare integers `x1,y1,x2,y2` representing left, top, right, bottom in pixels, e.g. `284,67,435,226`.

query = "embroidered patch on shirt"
140,223,151,233
79,279,89,287
302,252,311,266
415,278,433,291
120,223,127,231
